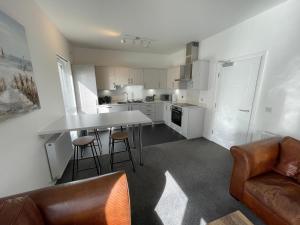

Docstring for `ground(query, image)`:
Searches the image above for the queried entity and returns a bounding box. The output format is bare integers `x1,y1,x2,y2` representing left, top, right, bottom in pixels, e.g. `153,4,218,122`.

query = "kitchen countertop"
97,100,171,106
97,101,207,109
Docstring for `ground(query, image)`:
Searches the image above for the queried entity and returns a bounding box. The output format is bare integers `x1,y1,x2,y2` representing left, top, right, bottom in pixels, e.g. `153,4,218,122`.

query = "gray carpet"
58,136,265,225
125,138,265,225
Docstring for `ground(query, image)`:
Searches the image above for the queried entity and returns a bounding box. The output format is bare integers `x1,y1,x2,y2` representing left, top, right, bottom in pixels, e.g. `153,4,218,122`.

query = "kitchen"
72,42,209,139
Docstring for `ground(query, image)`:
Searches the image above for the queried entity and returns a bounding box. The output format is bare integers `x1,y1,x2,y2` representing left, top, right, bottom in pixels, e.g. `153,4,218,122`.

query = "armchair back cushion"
0,196,45,225
273,137,300,183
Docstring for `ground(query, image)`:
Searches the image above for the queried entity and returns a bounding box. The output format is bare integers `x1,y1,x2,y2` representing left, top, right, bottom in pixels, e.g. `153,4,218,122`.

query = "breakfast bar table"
39,110,152,165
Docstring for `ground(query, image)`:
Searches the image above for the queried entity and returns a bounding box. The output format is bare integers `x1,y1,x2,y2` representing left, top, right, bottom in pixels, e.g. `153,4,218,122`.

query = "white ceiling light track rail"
121,34,154,48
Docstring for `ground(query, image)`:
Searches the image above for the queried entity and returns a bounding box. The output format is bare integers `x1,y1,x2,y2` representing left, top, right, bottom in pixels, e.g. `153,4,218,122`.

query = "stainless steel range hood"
175,41,199,81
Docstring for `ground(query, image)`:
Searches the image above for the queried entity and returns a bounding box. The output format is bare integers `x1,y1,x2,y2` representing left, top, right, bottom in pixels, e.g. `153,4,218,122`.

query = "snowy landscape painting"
0,10,40,122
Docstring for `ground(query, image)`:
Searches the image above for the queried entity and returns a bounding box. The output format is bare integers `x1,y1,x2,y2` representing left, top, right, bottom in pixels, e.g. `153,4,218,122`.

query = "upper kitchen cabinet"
95,66,115,90
191,60,209,90
159,69,167,89
167,66,185,89
129,68,144,85
72,65,98,114
115,67,130,86
143,68,166,89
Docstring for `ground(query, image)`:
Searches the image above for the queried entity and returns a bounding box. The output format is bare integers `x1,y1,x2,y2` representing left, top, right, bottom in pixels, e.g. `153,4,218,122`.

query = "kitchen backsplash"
98,85,201,105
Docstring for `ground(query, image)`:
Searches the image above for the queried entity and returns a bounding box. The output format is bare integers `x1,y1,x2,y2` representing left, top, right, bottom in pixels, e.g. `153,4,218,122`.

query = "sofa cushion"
0,196,45,225
245,172,300,225
273,136,300,182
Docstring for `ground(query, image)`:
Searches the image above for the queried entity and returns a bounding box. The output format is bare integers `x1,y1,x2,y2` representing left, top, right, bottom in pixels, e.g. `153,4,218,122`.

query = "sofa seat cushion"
245,172,300,225
0,196,45,225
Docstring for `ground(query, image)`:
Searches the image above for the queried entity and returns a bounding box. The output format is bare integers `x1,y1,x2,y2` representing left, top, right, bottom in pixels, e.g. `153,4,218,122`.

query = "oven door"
171,107,182,127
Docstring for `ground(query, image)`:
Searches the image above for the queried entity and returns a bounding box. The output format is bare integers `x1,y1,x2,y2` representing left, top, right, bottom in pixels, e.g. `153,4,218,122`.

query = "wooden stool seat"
111,132,129,140
73,136,95,146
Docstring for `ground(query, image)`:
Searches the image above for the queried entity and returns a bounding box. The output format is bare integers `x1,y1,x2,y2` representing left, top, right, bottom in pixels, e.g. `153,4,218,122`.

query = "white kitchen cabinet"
191,60,209,90
72,65,98,114
95,66,115,90
109,104,129,112
130,103,141,111
129,69,144,85
143,69,160,89
143,68,166,89
115,67,130,86
174,107,205,139
167,66,181,89
155,102,164,121
181,108,189,137
163,102,172,126
159,69,167,89
97,104,129,114
139,103,155,120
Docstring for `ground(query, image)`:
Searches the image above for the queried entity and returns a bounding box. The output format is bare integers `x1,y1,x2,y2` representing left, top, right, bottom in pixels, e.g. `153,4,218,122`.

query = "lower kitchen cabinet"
98,102,166,123
163,102,172,126
155,102,164,121
97,104,129,114
165,105,205,139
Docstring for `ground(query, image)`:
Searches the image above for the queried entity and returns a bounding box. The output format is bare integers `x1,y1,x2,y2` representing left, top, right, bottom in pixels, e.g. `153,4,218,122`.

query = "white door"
212,56,262,149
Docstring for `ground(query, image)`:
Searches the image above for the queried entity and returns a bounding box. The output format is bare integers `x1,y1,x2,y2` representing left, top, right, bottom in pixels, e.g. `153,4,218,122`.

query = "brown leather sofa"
230,137,300,225
0,171,131,225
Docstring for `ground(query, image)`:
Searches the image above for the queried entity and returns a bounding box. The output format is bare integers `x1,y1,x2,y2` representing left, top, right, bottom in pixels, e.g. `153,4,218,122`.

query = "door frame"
211,51,268,148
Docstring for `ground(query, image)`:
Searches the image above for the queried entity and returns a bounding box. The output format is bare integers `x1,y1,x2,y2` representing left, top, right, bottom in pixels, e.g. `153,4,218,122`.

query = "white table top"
39,110,152,135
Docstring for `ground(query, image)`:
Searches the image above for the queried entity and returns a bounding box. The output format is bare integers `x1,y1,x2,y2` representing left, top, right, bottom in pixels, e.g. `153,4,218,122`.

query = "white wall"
71,46,185,68
0,0,70,197
199,0,300,140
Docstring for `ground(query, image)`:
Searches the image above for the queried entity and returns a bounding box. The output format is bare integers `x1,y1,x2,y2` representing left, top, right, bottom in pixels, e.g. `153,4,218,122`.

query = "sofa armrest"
30,171,130,225
229,137,281,200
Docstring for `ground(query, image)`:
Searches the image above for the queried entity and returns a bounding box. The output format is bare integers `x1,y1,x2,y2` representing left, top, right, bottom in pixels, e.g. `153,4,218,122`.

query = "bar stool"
93,128,102,150
110,131,135,172
80,129,102,158
72,136,101,180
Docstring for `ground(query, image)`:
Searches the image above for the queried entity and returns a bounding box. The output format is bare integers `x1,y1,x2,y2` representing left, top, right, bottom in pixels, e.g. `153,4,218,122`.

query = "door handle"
239,109,250,112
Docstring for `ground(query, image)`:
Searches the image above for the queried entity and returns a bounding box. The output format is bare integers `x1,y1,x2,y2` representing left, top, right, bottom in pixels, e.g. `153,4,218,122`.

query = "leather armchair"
0,171,131,225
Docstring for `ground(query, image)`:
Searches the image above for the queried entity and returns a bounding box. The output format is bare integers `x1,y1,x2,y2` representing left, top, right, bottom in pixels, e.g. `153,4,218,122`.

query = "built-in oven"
171,105,182,127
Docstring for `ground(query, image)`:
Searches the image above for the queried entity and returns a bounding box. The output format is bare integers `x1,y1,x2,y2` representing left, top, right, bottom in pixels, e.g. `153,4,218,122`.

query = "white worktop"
39,110,152,135
97,100,170,107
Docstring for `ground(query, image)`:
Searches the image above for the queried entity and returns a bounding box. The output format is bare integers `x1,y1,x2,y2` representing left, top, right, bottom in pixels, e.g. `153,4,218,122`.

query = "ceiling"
36,0,286,54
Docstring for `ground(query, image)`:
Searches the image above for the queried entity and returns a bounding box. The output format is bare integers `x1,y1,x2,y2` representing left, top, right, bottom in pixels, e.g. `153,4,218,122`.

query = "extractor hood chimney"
175,41,199,81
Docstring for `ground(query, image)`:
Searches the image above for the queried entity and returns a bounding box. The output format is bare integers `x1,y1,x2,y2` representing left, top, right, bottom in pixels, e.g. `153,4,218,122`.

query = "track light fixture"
120,34,153,48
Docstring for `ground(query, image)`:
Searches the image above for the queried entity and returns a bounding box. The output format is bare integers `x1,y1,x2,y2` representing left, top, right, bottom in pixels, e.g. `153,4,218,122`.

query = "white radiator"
45,132,73,181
